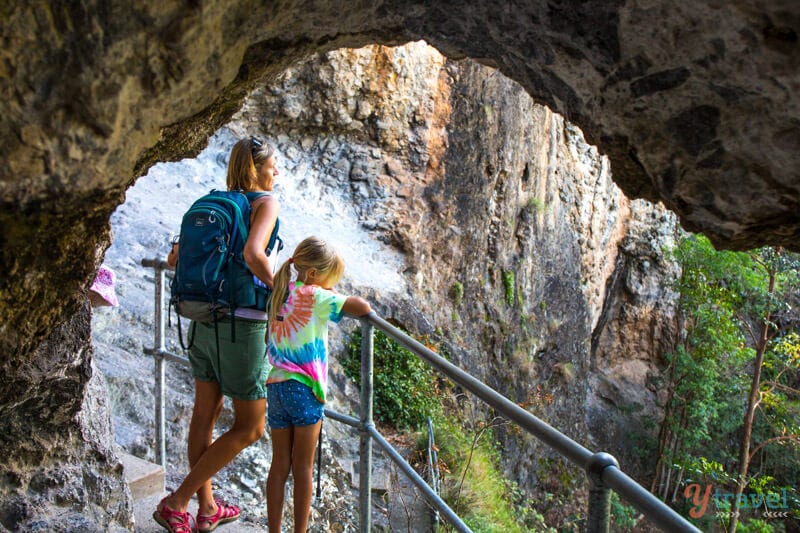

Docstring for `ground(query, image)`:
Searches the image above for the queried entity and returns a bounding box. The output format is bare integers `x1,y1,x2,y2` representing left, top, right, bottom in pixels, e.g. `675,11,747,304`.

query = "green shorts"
188,319,268,401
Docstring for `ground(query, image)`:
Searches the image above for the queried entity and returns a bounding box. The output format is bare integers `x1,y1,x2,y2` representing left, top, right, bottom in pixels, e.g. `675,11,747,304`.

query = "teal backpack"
170,189,282,348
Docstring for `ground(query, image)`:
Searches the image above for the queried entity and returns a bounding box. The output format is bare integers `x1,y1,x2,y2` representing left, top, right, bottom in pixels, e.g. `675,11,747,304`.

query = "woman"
156,137,280,533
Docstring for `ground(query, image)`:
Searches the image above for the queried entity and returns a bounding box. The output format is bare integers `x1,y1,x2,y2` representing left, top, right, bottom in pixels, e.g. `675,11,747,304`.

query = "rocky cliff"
247,48,681,520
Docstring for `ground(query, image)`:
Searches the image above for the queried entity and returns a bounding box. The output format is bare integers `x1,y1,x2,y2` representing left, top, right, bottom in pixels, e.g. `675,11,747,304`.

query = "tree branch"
763,381,800,397
748,435,800,462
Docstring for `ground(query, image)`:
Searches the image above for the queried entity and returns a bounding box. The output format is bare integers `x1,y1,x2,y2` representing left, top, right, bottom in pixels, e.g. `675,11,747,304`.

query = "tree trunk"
662,407,687,501
671,466,685,503
652,335,684,494
728,268,776,533
652,394,676,495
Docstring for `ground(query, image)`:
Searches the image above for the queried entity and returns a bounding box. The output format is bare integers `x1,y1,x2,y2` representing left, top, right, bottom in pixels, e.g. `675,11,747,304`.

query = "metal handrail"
140,257,700,533
361,313,701,533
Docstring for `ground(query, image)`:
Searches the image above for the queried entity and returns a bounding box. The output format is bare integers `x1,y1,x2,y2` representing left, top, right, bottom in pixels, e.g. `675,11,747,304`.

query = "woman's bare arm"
244,195,279,288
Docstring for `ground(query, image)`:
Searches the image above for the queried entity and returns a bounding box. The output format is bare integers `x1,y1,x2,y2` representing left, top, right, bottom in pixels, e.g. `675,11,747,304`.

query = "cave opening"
93,39,669,531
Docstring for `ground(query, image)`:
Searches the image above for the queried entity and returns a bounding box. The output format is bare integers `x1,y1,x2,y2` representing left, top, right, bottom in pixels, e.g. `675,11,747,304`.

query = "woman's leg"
169,396,266,509
291,421,322,533
267,427,293,533
156,379,223,531
188,380,224,516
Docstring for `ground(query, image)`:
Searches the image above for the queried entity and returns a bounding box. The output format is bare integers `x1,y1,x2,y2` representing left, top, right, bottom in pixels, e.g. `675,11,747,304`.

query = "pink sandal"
153,496,197,533
197,498,240,532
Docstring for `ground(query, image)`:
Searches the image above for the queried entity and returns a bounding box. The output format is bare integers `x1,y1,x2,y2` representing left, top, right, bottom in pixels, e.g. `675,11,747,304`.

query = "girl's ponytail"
269,259,292,324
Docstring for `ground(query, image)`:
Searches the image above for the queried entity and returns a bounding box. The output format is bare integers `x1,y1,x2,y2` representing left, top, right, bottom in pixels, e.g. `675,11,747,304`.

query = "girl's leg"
267,427,293,533
291,422,322,533
169,397,266,509
188,380,224,516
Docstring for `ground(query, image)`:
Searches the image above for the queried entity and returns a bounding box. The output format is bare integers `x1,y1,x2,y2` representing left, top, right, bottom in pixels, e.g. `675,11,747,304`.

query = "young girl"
265,237,371,532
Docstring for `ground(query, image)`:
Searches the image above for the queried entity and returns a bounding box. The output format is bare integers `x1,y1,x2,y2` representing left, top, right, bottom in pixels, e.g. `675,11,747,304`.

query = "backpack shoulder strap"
244,191,270,203
209,190,250,245
267,218,281,255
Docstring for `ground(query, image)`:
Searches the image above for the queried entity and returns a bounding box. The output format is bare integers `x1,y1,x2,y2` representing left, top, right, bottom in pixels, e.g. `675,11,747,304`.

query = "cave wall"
0,303,132,531
0,1,798,529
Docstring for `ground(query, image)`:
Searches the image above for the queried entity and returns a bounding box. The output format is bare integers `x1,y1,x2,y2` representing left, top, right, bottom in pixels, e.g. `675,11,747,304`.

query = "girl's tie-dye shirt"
267,281,347,403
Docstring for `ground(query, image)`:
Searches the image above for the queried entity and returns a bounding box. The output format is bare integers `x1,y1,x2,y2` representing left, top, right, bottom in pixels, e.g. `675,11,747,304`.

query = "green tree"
654,236,800,531
652,235,751,503
728,248,800,532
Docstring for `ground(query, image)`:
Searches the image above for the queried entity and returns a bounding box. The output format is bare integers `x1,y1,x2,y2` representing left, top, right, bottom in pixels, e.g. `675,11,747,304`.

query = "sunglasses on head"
250,137,262,157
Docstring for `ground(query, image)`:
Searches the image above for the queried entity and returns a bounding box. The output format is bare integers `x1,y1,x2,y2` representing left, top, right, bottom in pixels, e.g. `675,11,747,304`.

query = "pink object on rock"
89,265,119,307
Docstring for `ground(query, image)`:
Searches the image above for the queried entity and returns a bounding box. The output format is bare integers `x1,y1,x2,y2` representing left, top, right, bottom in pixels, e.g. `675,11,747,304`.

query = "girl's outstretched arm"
342,296,371,317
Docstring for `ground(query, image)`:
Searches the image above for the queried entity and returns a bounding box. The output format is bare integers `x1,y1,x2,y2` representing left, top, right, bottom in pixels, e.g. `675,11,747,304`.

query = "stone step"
120,451,165,502
348,459,391,494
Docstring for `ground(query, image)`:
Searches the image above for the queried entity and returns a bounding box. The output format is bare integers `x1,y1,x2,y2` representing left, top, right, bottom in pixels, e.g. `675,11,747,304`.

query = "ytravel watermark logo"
683,483,792,519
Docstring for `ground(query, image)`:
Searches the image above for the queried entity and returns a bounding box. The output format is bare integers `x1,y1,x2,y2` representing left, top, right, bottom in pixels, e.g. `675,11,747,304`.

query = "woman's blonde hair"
226,137,275,191
269,236,345,323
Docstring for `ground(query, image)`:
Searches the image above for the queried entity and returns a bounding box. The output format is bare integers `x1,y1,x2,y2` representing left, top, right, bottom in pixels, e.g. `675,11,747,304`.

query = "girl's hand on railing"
343,296,371,317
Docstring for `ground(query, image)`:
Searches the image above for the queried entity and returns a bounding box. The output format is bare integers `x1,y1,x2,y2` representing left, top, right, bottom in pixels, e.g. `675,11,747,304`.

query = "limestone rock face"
587,201,681,475
0,1,797,529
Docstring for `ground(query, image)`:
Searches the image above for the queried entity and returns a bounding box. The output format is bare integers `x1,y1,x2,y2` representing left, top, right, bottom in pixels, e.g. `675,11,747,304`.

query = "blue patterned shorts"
267,380,324,429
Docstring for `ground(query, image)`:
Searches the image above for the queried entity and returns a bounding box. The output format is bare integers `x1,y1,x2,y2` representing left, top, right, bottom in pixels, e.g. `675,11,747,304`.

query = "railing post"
358,320,374,532
153,265,167,468
427,417,441,527
586,452,618,533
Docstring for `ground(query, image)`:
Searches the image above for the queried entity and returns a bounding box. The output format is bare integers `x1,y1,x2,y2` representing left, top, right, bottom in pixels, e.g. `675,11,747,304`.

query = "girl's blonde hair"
269,236,345,323
226,137,275,191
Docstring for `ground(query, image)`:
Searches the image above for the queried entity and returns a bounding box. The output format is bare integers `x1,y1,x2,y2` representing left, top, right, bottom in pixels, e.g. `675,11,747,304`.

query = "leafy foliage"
654,234,800,530
341,328,442,430
502,270,515,307
449,281,464,307
656,236,753,478
342,326,548,530
610,492,639,531
424,416,554,533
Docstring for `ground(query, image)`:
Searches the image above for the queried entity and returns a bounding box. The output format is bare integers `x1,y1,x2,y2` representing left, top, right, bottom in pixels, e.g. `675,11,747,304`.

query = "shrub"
610,492,638,531
423,416,555,532
449,281,464,307
341,328,442,430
